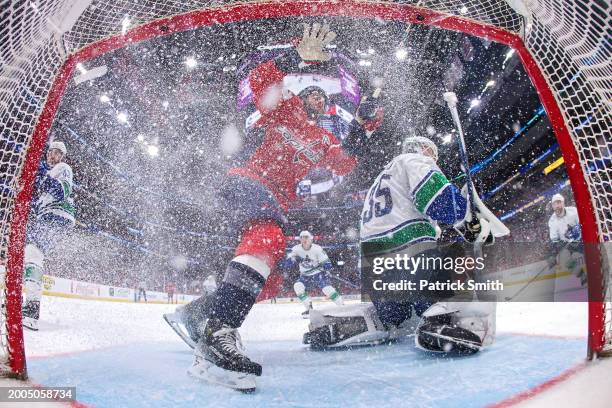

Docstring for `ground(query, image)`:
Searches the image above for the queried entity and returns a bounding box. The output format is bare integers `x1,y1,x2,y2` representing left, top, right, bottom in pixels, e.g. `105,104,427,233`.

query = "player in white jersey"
548,193,580,242
304,136,496,354
547,193,585,284
286,230,343,317
22,141,75,330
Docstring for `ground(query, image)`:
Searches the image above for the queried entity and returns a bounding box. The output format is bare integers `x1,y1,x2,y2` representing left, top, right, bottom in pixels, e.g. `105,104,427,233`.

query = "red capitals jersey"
228,60,357,211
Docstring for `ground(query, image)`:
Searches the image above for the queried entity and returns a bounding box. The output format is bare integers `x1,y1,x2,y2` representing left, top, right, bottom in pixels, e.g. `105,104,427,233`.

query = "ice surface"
8,297,603,407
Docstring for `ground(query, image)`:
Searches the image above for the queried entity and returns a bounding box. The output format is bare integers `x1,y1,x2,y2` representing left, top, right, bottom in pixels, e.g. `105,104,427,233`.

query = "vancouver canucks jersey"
288,243,331,276
36,162,76,224
360,153,466,254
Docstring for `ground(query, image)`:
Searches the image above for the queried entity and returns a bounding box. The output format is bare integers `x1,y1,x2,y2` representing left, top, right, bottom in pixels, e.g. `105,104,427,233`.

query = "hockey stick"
443,92,478,224
503,261,551,301
329,273,360,289
297,263,360,289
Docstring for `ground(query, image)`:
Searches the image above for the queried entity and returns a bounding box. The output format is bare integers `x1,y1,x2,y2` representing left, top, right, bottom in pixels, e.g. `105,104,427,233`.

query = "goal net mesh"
1,0,610,374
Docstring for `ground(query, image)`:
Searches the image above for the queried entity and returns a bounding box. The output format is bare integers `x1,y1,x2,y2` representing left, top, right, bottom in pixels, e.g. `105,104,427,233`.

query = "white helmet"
551,193,565,204
49,141,67,156
402,136,438,161
299,230,313,239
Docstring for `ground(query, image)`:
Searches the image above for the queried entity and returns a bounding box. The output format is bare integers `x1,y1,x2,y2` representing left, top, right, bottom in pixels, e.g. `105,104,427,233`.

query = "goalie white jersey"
36,162,76,224
360,153,466,253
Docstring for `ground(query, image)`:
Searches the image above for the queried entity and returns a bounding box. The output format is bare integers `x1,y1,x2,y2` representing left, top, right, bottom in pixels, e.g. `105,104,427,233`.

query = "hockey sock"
322,285,343,305
294,281,311,310
209,221,286,328
210,260,266,328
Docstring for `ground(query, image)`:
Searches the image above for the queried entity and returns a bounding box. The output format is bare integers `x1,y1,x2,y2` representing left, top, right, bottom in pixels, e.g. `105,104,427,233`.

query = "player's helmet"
298,86,329,118
299,230,313,239
402,136,438,161
50,141,67,156
551,193,565,203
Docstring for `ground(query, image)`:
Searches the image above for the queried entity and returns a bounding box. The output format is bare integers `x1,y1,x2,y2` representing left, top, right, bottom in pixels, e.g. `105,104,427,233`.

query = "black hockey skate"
188,318,261,392
164,292,213,349
301,303,313,319
22,300,40,331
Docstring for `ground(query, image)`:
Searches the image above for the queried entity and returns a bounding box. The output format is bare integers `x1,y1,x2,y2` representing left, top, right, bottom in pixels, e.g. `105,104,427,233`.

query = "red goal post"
1,0,610,379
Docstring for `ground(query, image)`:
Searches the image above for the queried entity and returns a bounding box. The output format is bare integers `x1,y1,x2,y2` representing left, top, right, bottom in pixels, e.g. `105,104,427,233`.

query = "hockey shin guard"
210,221,286,328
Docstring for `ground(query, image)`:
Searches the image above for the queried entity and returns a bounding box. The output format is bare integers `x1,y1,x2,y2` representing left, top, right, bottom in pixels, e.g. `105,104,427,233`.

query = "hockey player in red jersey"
173,23,382,391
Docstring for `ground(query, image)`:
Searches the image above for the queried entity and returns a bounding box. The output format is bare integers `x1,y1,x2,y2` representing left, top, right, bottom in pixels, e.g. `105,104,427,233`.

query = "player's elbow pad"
425,185,467,225
41,176,65,201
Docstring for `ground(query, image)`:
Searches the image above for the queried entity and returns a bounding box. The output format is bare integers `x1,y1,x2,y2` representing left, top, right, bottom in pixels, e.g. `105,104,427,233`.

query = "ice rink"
0,296,604,407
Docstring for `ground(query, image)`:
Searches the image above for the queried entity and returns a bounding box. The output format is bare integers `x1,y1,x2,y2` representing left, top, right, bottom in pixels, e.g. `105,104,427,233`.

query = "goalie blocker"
303,301,495,355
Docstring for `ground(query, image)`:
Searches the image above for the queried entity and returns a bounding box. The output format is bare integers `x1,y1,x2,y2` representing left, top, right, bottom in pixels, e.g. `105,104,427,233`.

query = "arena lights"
116,112,128,123
395,47,408,61
544,157,565,175
147,145,160,157
358,60,372,67
503,48,515,68
460,5,469,14
136,134,145,142
76,63,87,74
442,134,453,144
467,98,480,113
162,101,169,109
99,94,110,103
184,56,198,69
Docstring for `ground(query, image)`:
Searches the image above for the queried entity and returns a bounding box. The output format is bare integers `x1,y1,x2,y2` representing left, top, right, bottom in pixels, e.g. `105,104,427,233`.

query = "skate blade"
188,360,256,393
23,318,39,331
163,313,196,349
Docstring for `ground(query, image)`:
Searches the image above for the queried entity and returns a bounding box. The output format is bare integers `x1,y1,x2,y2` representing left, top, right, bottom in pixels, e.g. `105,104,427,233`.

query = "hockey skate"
22,300,40,331
301,303,313,319
23,316,39,331
163,305,197,349
188,318,261,393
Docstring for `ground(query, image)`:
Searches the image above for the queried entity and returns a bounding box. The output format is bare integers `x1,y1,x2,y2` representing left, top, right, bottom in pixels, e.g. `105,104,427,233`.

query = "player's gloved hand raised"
296,23,336,62
463,217,481,243
462,217,494,245
356,91,384,133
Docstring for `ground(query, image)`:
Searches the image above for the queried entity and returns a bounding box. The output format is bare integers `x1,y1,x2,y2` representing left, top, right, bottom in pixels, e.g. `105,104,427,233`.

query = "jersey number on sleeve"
362,174,393,224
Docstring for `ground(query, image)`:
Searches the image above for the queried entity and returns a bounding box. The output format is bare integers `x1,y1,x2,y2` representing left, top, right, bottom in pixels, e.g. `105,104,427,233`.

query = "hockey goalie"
304,136,502,355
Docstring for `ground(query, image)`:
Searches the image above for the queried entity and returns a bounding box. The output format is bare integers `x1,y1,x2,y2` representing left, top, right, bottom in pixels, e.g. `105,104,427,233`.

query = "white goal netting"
1,0,610,376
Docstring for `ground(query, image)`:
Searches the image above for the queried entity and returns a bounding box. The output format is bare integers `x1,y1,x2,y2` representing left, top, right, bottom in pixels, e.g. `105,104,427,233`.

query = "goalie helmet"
402,136,438,161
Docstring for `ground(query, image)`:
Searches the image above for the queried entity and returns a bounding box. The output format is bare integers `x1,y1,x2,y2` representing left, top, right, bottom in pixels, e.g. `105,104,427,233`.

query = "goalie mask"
402,136,438,162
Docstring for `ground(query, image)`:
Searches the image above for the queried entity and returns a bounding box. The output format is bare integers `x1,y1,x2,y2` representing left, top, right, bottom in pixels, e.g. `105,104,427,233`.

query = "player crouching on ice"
22,141,75,331
163,23,382,392
284,230,343,317
304,136,497,355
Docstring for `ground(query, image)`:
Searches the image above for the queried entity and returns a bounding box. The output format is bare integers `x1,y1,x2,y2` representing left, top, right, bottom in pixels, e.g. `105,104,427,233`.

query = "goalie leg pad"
415,301,496,354
304,303,392,349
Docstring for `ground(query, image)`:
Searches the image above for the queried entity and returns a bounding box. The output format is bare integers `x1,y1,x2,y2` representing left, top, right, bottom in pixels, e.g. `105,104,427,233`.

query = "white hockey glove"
296,23,336,62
